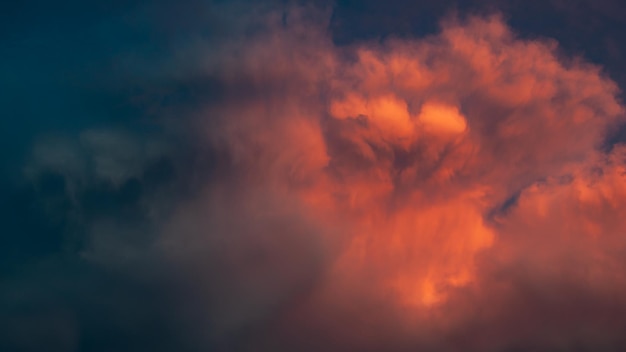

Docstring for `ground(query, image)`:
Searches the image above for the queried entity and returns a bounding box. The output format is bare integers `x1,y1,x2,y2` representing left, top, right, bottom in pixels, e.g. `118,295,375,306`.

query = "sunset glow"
6,2,626,351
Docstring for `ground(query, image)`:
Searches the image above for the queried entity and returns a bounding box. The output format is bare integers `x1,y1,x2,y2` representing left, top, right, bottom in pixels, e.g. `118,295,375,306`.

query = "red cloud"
174,9,626,351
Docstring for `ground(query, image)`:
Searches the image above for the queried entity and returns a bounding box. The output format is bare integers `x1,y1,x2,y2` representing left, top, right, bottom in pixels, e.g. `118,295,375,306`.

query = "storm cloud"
2,1,626,352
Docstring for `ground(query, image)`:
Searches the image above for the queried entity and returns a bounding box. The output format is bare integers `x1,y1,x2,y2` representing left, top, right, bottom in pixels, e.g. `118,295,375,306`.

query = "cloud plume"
5,4,626,352
176,8,626,351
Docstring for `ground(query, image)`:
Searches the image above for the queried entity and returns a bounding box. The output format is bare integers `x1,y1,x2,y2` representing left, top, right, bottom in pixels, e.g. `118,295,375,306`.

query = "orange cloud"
181,9,626,351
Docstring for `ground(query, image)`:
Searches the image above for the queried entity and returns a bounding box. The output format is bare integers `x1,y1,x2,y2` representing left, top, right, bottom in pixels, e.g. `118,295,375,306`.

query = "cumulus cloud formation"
167,8,626,351
6,4,626,352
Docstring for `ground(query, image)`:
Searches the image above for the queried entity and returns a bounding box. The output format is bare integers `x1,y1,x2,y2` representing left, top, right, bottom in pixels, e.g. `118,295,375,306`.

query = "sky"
2,1,626,351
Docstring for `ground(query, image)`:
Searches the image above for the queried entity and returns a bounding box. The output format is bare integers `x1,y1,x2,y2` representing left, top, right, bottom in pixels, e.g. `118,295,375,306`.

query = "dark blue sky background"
1,1,625,351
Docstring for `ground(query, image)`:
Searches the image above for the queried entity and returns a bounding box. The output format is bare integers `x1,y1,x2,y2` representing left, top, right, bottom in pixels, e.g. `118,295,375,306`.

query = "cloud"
171,8,625,351
4,3,626,352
